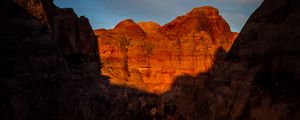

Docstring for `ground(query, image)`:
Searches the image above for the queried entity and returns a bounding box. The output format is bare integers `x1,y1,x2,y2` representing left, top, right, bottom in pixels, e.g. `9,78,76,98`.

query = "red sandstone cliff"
95,6,237,93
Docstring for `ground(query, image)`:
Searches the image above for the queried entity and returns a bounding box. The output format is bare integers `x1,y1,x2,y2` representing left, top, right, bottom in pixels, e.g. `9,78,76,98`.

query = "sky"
53,0,263,32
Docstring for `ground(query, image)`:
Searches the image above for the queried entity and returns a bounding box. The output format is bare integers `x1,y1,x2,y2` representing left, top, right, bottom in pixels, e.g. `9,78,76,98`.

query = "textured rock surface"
95,6,237,94
0,0,101,119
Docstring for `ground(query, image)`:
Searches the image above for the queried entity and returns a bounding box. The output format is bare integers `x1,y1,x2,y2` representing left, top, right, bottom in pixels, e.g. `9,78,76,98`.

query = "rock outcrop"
95,6,237,94
0,0,101,119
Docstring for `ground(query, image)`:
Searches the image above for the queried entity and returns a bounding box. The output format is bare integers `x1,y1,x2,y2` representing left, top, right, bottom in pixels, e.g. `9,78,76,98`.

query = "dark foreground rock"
0,0,102,119
209,0,300,119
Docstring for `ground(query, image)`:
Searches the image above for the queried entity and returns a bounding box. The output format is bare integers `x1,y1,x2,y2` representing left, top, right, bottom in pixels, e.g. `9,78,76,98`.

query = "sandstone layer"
95,6,237,94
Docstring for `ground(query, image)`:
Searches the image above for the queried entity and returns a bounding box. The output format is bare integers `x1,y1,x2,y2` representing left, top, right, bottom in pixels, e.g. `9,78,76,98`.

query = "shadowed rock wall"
0,0,101,119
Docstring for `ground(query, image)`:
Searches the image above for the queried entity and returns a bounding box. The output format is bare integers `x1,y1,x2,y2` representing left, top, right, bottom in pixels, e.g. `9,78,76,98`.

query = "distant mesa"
94,6,238,94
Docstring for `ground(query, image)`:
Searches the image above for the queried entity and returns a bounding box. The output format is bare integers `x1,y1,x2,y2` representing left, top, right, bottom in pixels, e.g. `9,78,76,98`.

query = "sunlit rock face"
95,6,237,94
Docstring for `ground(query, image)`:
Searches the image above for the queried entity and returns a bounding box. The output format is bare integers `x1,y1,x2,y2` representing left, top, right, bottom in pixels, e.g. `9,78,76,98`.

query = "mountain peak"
138,21,161,34
114,19,138,29
138,21,160,28
187,6,219,17
114,19,145,35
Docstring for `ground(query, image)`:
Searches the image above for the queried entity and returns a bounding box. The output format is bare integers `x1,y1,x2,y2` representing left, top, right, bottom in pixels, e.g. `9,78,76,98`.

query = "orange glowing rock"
95,6,238,94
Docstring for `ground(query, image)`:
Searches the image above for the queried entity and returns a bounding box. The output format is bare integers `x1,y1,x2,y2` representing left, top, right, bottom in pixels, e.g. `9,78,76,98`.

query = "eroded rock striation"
95,6,237,94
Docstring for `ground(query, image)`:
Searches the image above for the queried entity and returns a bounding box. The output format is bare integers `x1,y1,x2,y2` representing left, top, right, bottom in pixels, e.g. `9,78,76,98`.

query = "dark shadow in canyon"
96,47,228,119
100,44,300,119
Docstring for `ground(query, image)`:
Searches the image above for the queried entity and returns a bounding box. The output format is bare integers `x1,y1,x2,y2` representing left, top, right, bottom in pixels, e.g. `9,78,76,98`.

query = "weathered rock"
95,6,237,94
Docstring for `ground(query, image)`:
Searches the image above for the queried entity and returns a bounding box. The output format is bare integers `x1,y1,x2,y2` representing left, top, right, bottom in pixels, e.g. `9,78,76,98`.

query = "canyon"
1,0,300,120
95,6,238,94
